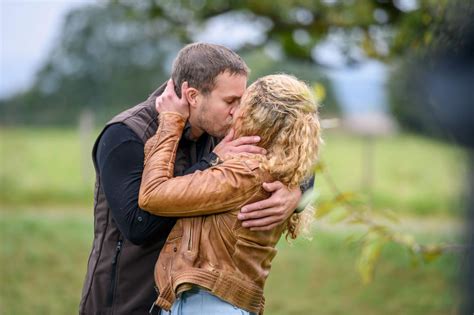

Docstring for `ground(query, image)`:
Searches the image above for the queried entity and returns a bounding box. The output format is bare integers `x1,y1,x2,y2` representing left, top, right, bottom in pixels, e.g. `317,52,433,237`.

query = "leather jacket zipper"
187,219,193,251
107,239,123,307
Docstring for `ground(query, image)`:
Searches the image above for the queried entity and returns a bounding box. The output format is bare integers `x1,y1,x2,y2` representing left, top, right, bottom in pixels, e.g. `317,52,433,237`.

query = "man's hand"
213,128,267,160
155,79,189,119
238,181,302,231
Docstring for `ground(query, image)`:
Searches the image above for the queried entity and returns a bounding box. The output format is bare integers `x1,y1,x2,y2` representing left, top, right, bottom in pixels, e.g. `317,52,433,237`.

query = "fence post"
78,109,95,183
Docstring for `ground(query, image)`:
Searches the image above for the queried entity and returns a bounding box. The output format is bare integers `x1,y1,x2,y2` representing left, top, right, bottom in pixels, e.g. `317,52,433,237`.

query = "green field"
0,127,466,215
0,127,467,314
0,209,461,315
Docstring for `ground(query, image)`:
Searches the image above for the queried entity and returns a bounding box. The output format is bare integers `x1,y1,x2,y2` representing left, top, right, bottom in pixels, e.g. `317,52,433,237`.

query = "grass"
0,127,467,216
0,128,95,206
0,210,93,315
265,224,461,315
0,208,461,315
316,131,466,216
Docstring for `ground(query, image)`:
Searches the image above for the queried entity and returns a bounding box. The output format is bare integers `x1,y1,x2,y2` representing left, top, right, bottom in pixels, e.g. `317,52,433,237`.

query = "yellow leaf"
422,13,432,25
312,82,326,103
369,225,389,236
328,207,350,223
421,245,443,263
424,32,433,45
397,233,416,248
313,162,325,173
314,201,336,218
335,192,356,203
379,209,399,223
357,238,385,284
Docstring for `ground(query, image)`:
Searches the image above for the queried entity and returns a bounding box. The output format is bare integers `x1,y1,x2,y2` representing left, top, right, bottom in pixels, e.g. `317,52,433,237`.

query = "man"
79,43,304,315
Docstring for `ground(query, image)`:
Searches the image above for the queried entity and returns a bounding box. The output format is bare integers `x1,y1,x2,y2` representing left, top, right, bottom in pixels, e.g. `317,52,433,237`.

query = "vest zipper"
107,238,123,307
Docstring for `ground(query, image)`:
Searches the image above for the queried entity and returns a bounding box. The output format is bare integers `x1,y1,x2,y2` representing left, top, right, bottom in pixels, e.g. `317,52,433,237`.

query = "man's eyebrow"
224,96,241,101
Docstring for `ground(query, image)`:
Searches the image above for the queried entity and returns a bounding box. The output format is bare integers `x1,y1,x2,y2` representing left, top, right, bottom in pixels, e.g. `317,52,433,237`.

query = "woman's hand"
155,79,189,119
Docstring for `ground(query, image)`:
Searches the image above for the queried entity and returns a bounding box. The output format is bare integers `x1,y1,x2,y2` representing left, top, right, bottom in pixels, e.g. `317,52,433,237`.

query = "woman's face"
231,87,252,125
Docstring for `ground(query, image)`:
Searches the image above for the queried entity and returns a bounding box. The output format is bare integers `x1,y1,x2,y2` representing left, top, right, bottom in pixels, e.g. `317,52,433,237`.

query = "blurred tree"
112,0,451,62
388,2,473,310
388,0,474,140
0,0,454,125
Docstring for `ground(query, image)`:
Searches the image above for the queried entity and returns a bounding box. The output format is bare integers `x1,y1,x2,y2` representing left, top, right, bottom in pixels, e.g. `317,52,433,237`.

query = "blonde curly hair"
234,74,322,239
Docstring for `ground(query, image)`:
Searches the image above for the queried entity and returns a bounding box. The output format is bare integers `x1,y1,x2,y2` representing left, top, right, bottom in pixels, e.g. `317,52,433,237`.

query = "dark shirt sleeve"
183,152,219,175
96,123,177,245
295,176,315,213
300,176,315,193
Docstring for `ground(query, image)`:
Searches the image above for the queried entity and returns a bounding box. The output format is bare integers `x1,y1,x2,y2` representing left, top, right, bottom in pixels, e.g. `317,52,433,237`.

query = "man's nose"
229,105,238,116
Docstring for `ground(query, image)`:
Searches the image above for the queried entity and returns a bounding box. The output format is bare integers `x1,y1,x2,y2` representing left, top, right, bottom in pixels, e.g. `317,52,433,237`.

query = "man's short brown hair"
171,42,249,96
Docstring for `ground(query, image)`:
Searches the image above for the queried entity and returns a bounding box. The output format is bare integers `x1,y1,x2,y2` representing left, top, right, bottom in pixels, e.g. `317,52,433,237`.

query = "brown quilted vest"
79,84,216,315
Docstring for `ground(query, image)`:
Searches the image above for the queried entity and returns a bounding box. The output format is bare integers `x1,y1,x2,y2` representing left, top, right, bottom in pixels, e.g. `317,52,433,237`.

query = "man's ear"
183,86,200,108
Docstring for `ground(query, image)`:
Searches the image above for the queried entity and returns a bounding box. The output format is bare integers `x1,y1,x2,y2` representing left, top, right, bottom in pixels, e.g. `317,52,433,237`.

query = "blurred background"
1,0,473,314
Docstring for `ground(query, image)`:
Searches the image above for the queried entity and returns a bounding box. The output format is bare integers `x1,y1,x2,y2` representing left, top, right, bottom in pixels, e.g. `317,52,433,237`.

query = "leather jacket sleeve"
139,112,263,217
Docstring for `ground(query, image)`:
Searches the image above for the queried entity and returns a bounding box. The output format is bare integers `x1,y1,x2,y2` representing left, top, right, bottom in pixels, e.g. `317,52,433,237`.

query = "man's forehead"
212,72,247,96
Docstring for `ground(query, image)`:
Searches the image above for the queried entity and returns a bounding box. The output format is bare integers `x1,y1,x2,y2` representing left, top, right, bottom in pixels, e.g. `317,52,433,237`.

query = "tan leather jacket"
139,112,287,314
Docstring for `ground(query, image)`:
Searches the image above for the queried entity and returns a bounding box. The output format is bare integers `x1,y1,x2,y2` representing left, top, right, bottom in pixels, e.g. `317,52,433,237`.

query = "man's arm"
96,123,178,245
237,182,300,231
237,176,314,231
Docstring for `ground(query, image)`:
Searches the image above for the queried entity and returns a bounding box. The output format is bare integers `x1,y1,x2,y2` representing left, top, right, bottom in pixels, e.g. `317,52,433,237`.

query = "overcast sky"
0,0,95,98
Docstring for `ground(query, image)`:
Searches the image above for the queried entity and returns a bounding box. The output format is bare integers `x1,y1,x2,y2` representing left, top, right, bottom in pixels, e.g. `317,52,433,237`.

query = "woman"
139,74,321,314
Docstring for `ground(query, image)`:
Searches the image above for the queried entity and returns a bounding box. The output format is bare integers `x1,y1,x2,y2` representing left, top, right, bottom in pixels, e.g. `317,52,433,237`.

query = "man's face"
195,72,247,138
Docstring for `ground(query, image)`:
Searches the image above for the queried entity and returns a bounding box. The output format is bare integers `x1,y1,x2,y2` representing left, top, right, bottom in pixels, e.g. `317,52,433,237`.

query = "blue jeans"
160,287,256,315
